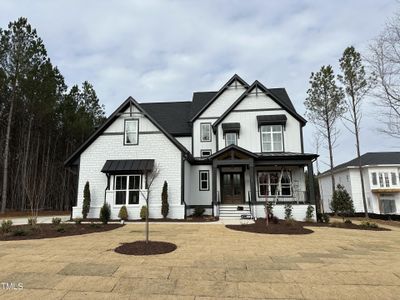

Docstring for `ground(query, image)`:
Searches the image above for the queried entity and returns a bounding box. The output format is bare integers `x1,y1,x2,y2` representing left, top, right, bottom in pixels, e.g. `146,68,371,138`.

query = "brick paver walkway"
0,223,399,299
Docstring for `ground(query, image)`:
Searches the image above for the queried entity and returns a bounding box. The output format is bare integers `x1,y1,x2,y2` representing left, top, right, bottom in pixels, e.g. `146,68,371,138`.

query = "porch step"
219,205,252,219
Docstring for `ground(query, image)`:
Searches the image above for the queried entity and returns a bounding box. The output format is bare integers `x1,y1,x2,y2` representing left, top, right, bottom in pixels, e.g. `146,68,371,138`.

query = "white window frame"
199,170,210,191
225,132,238,146
260,125,283,152
124,119,139,145
114,174,141,206
200,123,212,142
257,171,292,197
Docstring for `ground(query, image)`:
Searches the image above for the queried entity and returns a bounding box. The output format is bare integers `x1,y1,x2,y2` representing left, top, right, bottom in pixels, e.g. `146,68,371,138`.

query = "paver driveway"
0,223,399,299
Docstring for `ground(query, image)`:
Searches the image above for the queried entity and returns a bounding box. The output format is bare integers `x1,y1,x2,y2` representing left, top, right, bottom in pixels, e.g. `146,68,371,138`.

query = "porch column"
249,162,256,203
212,161,217,205
307,161,319,213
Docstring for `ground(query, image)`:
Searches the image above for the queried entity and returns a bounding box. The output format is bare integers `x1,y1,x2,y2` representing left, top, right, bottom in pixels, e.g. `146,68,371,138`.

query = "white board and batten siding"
192,82,246,157
216,90,302,153
73,106,185,220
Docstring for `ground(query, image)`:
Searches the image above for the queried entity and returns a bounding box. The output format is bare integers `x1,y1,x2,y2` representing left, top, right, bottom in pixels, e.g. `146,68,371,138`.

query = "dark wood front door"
221,172,244,204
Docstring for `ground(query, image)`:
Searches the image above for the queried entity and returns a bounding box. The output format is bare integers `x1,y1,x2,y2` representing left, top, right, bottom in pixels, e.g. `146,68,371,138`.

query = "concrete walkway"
0,223,399,299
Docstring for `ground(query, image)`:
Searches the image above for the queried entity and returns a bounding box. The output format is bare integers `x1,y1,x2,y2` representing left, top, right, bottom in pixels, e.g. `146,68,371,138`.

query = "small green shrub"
161,181,169,218
1,220,13,233
74,218,82,225
28,217,37,226
13,228,28,236
284,203,293,220
305,205,315,222
193,207,205,217
100,203,111,224
271,216,279,224
285,218,296,226
317,213,330,223
360,220,379,228
118,205,128,221
52,217,62,225
140,205,148,220
330,184,354,220
344,219,352,224
90,222,101,228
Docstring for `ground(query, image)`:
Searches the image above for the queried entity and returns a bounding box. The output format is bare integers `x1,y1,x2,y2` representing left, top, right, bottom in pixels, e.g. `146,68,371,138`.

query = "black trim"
208,144,258,160
257,115,287,126
212,80,307,130
65,97,190,166
199,170,210,191
186,204,213,209
201,149,212,157
300,126,304,154
123,118,139,145
190,74,249,122
200,122,212,142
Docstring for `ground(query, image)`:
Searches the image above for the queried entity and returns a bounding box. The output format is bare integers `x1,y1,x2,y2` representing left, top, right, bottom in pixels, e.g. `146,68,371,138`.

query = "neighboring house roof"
213,80,307,129
64,97,190,166
319,152,400,176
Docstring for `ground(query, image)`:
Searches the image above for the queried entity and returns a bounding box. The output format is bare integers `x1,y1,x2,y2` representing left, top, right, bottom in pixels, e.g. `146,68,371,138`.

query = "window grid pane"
261,125,282,152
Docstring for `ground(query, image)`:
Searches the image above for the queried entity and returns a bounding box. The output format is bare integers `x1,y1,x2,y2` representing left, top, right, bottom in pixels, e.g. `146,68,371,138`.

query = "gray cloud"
1,0,399,169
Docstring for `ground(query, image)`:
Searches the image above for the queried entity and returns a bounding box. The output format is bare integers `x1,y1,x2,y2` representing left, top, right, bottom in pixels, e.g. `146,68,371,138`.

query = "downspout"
104,173,110,204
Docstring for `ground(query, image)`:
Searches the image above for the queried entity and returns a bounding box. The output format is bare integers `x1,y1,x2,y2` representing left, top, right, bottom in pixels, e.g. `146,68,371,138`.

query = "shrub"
100,203,111,224
118,205,128,221
193,207,205,217
13,228,28,236
1,220,13,233
344,219,352,224
74,218,82,225
330,184,354,220
271,216,279,224
265,202,274,219
305,205,315,222
90,222,100,228
161,181,169,218
82,181,91,219
317,213,330,223
140,205,148,220
285,218,296,226
52,217,62,225
360,220,379,229
284,203,293,220
28,217,37,226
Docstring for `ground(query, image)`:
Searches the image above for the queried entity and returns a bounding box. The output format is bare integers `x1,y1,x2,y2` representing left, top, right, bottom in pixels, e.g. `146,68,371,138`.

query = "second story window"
225,132,237,146
124,119,138,145
261,125,283,152
200,123,212,142
201,149,212,157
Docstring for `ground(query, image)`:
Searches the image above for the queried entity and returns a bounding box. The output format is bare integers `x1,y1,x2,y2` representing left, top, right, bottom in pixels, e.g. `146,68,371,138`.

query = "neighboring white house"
318,152,400,215
65,74,318,220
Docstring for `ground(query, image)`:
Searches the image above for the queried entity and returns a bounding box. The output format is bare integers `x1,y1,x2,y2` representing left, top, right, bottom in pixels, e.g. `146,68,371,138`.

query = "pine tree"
305,66,345,197
338,46,370,218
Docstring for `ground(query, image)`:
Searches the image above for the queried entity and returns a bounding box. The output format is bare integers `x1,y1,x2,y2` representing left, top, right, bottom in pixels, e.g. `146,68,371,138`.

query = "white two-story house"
319,152,400,215
65,75,318,220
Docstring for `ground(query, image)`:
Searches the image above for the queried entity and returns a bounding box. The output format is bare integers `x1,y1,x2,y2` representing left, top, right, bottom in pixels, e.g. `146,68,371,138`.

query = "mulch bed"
226,219,314,235
126,216,219,223
114,241,177,255
305,221,391,231
0,224,123,241
0,210,69,218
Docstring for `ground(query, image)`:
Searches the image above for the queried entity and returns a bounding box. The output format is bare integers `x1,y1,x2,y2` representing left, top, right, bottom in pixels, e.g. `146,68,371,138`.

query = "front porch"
208,145,318,220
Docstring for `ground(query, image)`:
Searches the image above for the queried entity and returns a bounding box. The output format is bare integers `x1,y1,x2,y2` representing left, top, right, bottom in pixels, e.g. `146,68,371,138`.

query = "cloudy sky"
1,0,399,170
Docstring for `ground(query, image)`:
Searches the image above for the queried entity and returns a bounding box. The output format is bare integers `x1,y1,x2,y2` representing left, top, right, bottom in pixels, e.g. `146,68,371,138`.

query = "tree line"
305,11,400,217
0,18,106,214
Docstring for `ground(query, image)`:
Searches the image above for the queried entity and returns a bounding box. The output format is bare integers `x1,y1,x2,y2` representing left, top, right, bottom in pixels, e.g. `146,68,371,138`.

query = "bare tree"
304,65,346,195
338,46,372,218
369,14,400,138
140,166,160,244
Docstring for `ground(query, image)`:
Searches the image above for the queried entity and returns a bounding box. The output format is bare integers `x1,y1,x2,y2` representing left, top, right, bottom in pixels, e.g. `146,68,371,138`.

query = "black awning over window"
257,115,287,126
221,122,240,133
101,159,154,174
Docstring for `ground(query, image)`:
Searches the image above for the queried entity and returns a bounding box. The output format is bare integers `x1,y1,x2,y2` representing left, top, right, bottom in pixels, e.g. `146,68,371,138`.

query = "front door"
221,172,244,204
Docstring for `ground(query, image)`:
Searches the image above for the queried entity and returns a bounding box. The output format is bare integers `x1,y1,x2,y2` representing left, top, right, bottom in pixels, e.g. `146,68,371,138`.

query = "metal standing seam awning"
257,114,287,126
221,122,241,133
101,159,154,174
